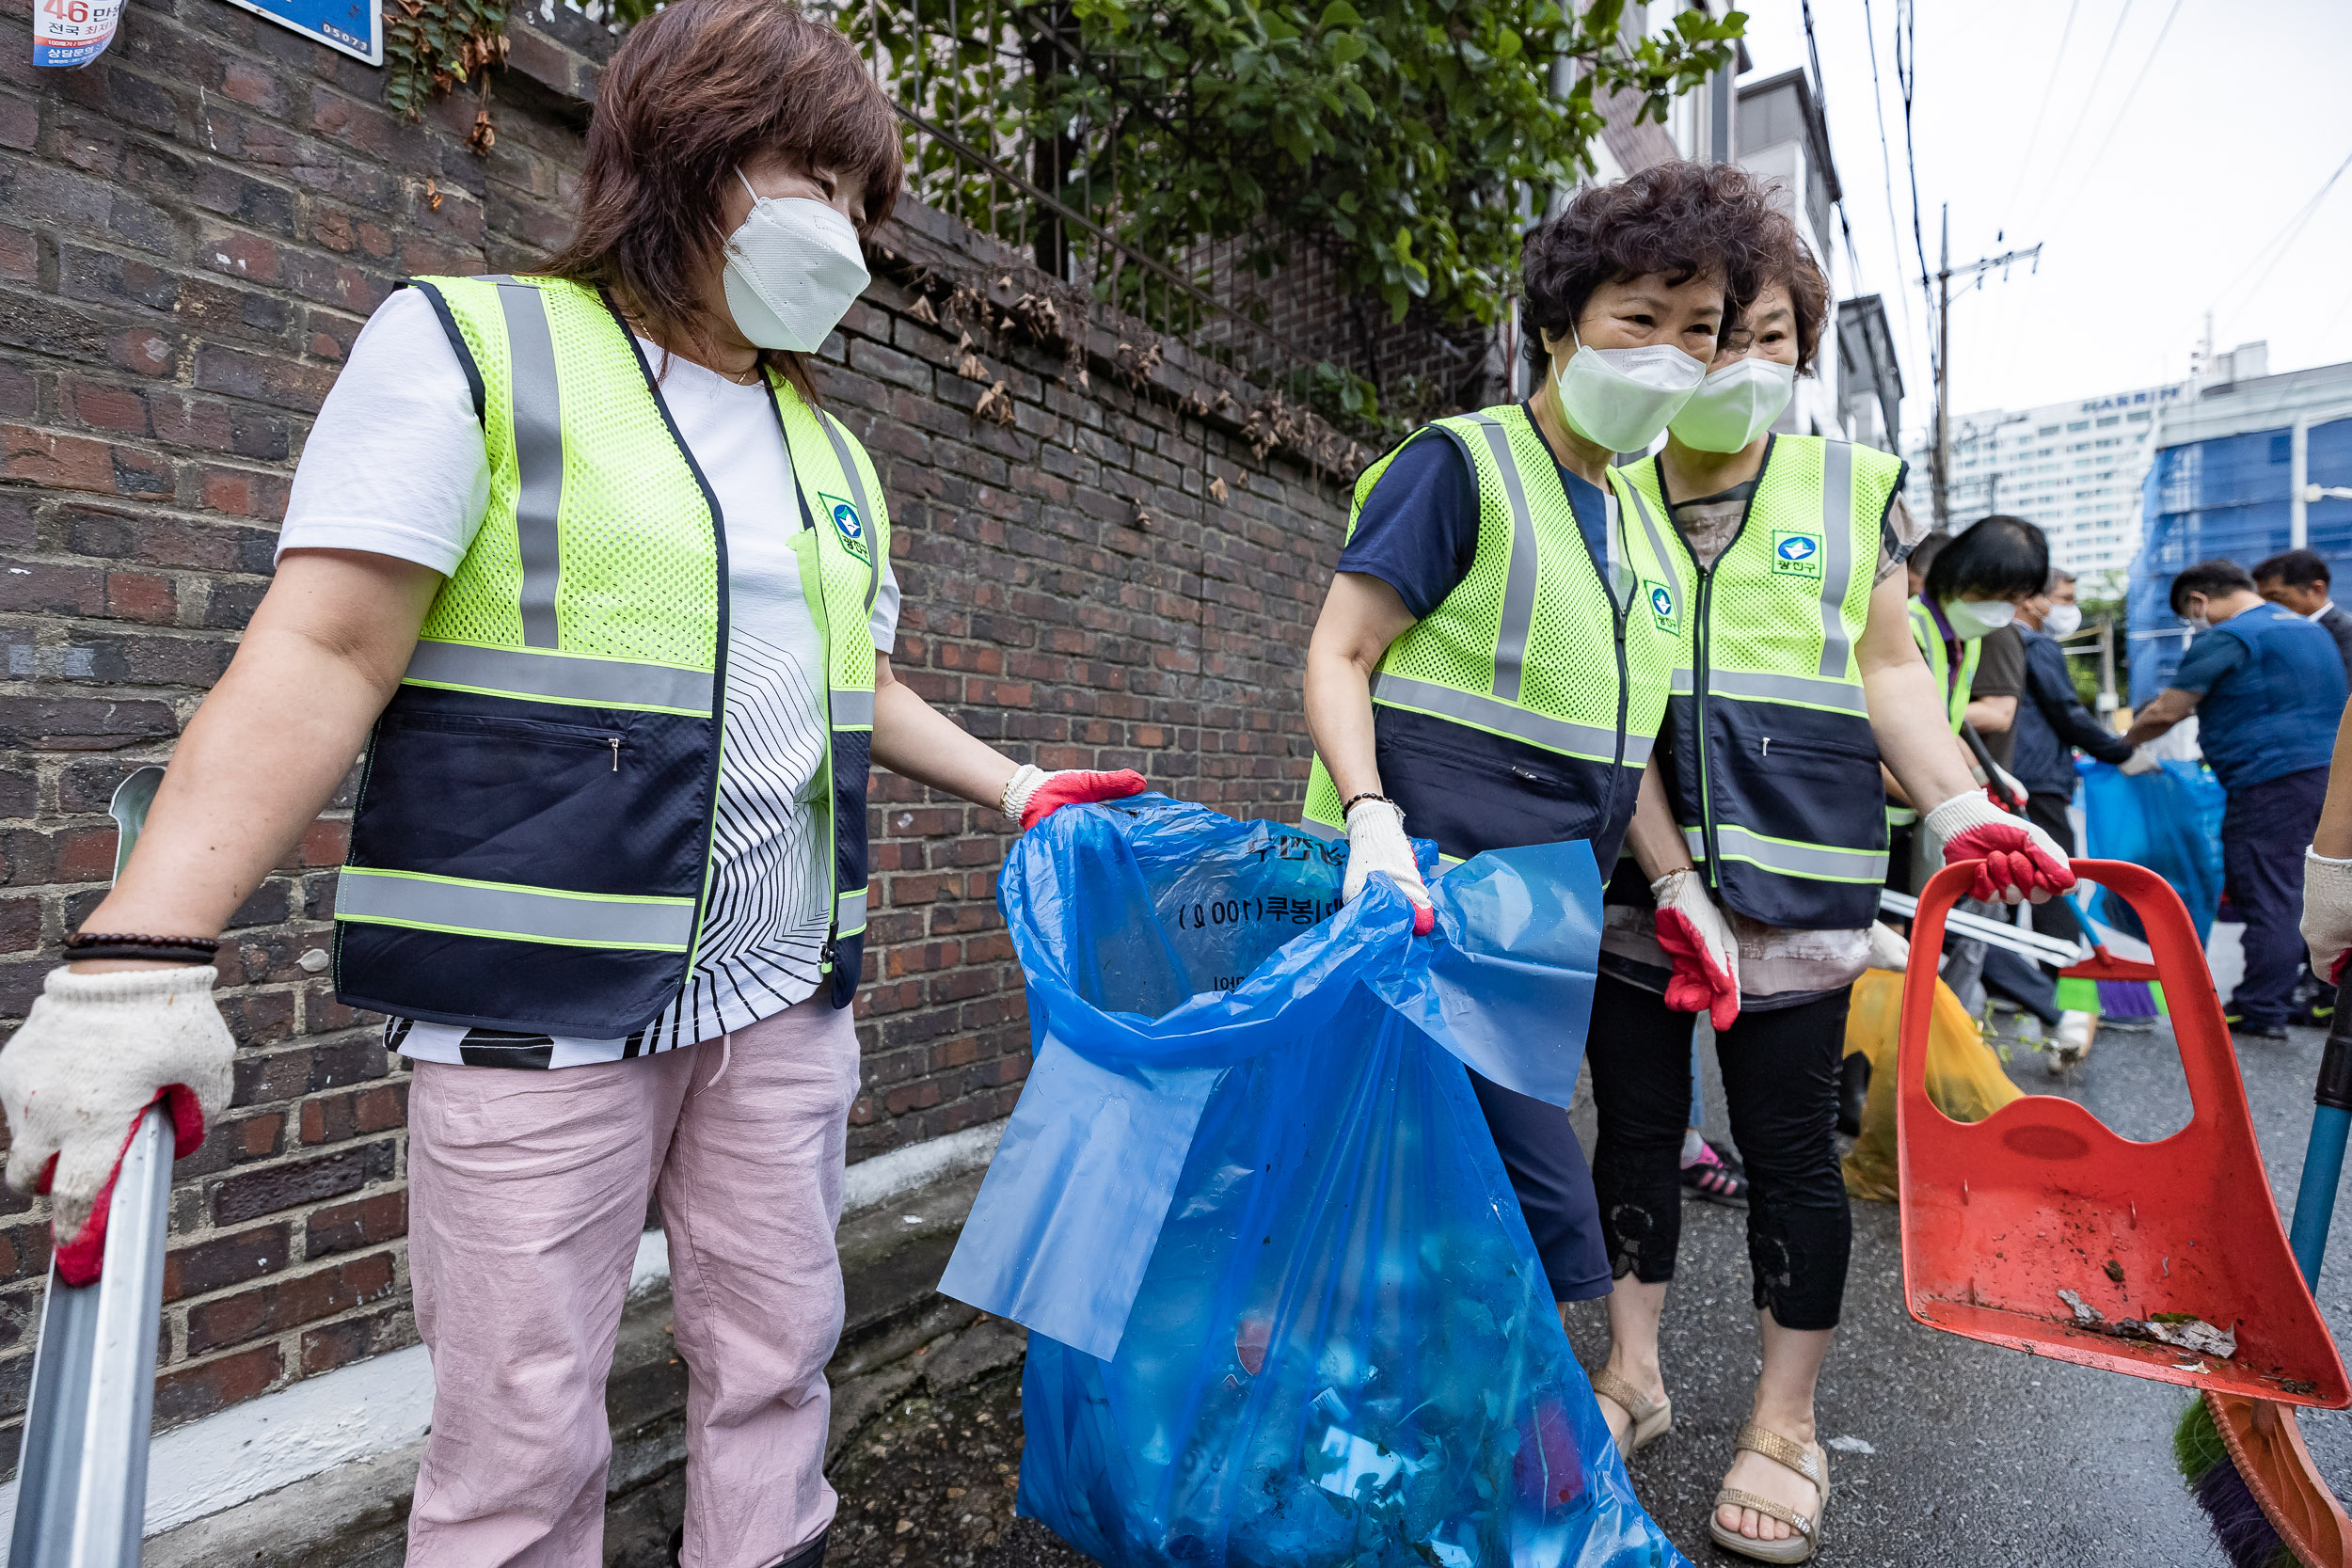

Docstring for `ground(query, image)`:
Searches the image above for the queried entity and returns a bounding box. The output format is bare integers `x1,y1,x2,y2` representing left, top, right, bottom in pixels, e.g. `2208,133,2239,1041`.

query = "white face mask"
1550,325,1708,453
1943,596,2017,641
2186,612,2212,632
2042,602,2082,639
720,172,870,353
1667,356,1796,452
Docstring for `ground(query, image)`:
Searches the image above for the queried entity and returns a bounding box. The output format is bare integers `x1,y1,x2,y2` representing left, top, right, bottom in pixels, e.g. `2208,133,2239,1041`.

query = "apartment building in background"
1904,372,2198,594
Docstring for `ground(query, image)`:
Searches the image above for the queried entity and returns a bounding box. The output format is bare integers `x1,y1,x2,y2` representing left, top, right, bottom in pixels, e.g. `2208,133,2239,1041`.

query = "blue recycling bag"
940,795,1689,1568
2079,757,2227,945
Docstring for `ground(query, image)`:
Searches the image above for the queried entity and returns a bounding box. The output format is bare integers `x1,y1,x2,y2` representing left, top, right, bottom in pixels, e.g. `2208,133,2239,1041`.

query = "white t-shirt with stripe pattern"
278,288,898,1069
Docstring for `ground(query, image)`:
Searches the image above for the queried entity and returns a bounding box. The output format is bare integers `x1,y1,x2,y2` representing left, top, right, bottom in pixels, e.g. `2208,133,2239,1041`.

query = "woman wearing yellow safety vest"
0,5,1142,1563
1303,162,1777,1339
1576,237,2074,1562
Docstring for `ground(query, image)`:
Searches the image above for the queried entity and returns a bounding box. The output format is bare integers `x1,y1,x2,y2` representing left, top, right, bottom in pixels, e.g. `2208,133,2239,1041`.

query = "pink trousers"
405,996,862,1567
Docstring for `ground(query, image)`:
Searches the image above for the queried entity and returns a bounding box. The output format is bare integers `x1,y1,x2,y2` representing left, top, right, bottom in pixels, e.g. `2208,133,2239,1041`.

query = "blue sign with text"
218,0,380,64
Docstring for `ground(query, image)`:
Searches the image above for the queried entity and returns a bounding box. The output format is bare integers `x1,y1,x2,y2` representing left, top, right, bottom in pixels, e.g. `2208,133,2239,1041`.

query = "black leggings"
1586,974,1853,1332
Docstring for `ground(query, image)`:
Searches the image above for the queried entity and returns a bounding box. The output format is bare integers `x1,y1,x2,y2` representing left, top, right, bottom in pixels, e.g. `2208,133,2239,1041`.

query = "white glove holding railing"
1651,870,1740,1030
2302,848,2352,983
0,965,233,1284
1340,797,1434,934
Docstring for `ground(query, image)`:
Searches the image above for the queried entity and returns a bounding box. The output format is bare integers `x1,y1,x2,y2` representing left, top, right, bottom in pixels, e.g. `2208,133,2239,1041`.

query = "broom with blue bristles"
2173,976,2352,1567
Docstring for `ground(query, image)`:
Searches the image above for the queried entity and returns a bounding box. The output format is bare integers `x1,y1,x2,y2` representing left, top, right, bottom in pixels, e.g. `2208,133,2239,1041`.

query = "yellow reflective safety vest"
1910,596,1981,733
1611,436,1908,929
332,275,884,1037
1302,404,1691,868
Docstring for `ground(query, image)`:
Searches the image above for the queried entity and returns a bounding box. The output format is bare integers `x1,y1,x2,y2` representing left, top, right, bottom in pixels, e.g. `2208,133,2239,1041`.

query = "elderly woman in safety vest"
0,4,1138,1564
1578,233,2071,1564
1302,159,1772,1343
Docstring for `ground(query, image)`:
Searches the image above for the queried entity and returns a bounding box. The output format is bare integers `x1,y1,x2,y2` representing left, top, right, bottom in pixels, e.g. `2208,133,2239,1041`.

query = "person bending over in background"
2012,567,2137,1069
2126,559,2344,1041
2254,547,2352,689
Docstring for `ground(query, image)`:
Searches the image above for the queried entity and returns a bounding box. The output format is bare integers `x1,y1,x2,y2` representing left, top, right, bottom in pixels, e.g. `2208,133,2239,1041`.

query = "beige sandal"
1587,1367,1672,1459
1708,1421,1829,1564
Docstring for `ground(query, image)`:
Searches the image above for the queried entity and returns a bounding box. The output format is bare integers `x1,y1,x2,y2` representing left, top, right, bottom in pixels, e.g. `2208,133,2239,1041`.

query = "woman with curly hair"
1299,160,1774,1330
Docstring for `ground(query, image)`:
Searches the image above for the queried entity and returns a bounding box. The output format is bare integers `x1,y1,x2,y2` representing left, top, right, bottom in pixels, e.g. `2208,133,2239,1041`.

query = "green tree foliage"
866,0,1744,327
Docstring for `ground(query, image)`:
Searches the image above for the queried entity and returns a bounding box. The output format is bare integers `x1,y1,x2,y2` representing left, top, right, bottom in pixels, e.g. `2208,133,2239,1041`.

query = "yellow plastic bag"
1841,967,2023,1202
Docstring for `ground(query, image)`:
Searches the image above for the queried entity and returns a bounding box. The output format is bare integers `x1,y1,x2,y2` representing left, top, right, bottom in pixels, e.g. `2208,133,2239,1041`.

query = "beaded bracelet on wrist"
1340,792,1398,818
65,933,219,964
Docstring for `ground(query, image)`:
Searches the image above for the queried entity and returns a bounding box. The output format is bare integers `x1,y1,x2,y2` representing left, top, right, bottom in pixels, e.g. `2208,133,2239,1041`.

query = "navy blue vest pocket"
349,687,711,897
1374,707,1637,865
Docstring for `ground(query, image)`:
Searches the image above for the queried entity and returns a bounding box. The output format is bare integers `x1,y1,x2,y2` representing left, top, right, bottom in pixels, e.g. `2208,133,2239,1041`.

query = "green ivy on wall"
385,0,511,149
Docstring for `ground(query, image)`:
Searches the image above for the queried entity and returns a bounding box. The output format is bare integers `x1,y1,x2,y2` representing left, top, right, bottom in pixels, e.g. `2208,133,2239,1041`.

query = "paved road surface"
1565,1002,2352,1566
830,994,2352,1566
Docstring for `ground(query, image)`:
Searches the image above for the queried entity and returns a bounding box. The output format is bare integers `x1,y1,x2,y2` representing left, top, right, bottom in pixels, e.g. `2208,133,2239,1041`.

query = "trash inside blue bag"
939,795,1688,1568
2079,757,2226,944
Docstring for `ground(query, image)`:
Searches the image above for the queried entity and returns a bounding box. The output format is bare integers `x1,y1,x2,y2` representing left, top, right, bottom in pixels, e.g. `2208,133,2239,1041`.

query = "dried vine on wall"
386,0,511,151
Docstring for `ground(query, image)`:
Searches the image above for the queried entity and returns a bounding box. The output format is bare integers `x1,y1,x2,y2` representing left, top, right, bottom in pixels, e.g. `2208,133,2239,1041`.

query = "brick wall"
0,0,1354,1460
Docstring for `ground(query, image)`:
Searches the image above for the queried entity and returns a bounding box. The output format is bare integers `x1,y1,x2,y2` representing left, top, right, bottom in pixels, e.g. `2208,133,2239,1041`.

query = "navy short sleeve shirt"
1335,423,1611,620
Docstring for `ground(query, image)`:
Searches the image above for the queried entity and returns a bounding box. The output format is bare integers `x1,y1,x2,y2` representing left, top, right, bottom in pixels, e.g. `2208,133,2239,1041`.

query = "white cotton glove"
2119,748,2161,776
2302,849,2352,984
1867,920,1912,973
0,966,233,1284
1650,870,1740,1031
1922,791,2076,907
1341,799,1434,933
1000,764,1148,829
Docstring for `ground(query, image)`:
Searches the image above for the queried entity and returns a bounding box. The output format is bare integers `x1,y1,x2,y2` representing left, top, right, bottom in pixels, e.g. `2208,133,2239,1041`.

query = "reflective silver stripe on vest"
830,688,876,729
334,867,697,951
1683,826,1708,860
815,412,884,615
403,641,714,713
1815,440,1856,681
1467,416,1541,705
835,886,868,936
1711,823,1888,882
1619,480,1684,618
493,279,565,649
1706,668,1870,714
1374,673,1631,765
1297,814,1341,841
1670,668,1694,694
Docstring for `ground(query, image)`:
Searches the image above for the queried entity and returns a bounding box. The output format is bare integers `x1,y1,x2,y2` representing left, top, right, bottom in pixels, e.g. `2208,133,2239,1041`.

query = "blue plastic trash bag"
2079,756,2227,944
938,795,1690,1568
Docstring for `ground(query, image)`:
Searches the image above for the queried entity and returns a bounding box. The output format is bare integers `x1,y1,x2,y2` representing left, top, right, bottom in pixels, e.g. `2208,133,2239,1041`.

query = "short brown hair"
1745,217,1831,374
1519,161,1776,372
540,0,904,399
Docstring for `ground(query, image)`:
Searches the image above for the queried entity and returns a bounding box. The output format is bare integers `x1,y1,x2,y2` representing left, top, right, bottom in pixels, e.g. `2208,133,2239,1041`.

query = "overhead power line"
2213,144,2352,325
1997,0,2079,222
2048,0,2186,218
2024,0,2137,228
1858,0,1916,345
1893,0,1938,408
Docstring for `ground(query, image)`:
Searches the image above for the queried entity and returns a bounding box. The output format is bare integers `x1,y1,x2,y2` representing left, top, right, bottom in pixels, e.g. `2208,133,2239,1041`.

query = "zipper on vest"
1693,558,1720,888
608,736,621,772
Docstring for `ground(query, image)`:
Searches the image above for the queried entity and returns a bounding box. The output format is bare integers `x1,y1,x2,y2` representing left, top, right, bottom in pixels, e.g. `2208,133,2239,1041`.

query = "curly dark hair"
1520,161,1779,373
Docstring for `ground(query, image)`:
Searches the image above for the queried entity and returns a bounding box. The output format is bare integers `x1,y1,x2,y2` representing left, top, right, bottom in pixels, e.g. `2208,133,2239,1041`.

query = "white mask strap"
738,167,762,206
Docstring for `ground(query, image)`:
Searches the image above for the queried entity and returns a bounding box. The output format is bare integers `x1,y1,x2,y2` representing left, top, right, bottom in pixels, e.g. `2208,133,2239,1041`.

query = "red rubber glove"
1008,767,1149,830
1651,870,1740,1032
1923,792,2076,905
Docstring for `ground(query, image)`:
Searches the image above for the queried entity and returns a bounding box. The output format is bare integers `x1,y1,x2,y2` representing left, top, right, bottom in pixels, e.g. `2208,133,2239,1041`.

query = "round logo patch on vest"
819,492,870,562
1772,530,1823,578
1643,578,1679,634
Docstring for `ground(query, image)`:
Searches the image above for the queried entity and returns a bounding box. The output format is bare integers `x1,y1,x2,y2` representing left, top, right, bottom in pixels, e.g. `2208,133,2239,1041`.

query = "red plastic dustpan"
1897,859,2351,1409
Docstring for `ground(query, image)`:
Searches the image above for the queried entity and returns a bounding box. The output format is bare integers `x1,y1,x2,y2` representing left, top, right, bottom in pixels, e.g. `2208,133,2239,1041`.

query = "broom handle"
2285,974,2352,1290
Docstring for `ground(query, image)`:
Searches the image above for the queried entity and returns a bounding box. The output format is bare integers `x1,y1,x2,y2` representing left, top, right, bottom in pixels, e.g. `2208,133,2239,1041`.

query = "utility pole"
1925,204,2044,529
